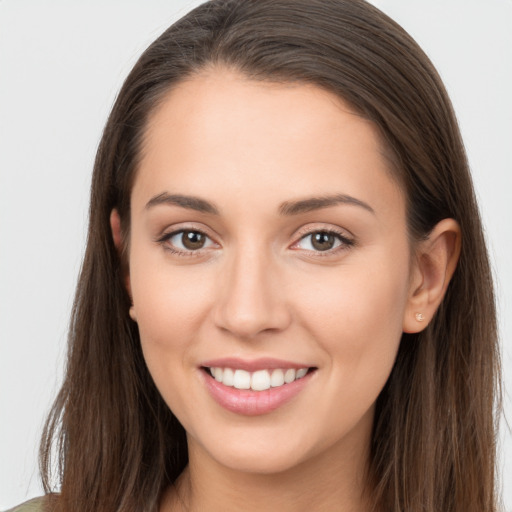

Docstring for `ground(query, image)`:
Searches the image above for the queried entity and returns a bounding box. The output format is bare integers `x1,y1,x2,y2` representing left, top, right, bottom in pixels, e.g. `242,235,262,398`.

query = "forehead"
133,69,404,223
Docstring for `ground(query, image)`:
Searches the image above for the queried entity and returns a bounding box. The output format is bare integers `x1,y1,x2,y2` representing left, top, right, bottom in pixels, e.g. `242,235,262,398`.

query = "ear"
403,218,461,333
110,208,124,253
110,209,134,308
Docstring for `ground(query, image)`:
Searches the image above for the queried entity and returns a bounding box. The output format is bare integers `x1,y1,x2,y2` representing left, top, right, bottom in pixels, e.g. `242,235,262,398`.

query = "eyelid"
293,223,354,239
155,221,217,240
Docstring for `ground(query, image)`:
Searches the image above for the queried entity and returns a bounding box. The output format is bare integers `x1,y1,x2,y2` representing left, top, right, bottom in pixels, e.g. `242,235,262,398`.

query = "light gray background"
1,0,511,509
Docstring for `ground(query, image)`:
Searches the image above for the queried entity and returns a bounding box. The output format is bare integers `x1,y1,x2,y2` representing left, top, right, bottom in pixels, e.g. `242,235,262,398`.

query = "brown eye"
181,230,206,250
310,232,336,251
162,229,215,253
294,230,354,253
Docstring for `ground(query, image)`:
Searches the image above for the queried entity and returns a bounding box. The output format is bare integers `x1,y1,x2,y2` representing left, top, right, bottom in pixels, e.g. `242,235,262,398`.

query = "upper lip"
200,357,314,372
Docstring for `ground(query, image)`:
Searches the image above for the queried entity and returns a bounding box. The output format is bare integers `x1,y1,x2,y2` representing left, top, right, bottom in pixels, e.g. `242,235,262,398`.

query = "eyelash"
156,227,355,257
156,228,217,257
292,228,355,256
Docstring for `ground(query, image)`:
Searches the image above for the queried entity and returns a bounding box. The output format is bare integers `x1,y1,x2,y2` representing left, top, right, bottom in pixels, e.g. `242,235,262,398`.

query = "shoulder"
4,497,48,512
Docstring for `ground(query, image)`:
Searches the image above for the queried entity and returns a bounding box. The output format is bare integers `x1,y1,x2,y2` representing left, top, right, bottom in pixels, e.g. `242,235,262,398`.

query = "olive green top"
4,497,46,512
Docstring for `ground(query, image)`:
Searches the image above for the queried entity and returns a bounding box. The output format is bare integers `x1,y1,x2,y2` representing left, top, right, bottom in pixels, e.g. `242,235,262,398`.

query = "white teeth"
270,369,285,387
233,369,251,390
284,368,296,384
296,368,308,379
208,366,310,391
251,370,271,391
223,367,234,386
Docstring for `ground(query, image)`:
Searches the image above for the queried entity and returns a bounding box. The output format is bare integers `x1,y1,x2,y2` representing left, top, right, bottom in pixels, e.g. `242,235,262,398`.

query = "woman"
9,0,501,511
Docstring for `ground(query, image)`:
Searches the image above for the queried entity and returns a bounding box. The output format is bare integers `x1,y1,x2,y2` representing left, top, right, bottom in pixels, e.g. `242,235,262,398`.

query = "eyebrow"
145,192,374,216
145,192,220,214
278,194,375,216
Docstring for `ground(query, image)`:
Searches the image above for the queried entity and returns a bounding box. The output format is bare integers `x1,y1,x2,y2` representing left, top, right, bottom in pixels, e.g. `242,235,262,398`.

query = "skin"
111,69,460,512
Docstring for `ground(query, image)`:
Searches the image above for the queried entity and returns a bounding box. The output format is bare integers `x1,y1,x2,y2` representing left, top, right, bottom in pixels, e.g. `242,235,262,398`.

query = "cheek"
129,250,215,364
295,250,410,380
130,260,217,423
288,257,410,447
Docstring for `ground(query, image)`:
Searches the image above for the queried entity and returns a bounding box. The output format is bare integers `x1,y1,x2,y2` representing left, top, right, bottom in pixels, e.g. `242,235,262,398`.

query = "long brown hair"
40,1,501,511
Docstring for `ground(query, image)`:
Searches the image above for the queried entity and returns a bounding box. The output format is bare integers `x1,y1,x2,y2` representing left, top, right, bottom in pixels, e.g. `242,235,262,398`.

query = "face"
126,70,416,475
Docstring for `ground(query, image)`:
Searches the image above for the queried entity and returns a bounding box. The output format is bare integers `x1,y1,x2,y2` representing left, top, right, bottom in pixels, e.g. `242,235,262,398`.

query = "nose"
213,245,292,339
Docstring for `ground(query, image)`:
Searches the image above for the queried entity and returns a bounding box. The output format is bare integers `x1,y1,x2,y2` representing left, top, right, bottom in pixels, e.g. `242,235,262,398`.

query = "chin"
210,445,308,475
188,422,327,476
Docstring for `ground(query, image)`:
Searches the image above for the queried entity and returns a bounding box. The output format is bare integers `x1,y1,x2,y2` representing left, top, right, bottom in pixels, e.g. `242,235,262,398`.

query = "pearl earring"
415,313,425,322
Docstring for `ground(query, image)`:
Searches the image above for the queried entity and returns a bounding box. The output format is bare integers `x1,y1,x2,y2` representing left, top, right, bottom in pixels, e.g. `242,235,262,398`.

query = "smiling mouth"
202,366,316,391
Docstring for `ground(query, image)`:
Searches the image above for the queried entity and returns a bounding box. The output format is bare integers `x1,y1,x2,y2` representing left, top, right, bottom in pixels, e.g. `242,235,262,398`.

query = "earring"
415,313,425,322
129,305,137,322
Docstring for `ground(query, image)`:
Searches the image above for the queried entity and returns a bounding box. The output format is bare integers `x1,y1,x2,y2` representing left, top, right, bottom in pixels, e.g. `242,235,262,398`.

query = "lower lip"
201,369,315,416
